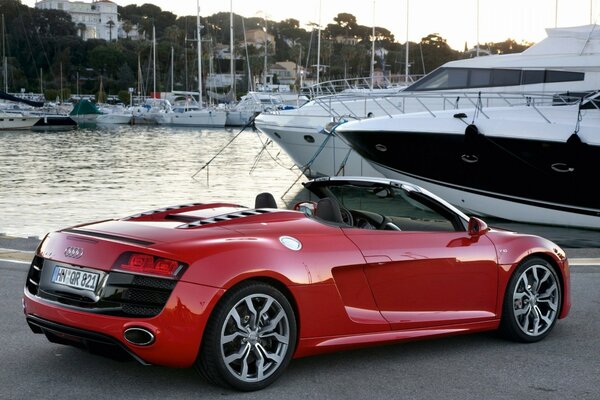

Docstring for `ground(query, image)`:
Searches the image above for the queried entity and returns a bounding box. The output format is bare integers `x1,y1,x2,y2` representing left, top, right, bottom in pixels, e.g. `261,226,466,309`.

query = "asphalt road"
1,258,599,400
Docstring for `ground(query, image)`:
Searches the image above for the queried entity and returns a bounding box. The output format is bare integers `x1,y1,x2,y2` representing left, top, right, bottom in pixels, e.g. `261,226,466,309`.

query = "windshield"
326,183,465,232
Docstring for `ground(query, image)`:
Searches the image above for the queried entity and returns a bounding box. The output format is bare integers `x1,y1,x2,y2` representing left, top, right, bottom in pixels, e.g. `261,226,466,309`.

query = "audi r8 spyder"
23,176,571,391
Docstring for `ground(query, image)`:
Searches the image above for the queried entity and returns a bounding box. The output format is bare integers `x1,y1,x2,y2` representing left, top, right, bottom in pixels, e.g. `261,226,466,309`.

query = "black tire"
196,281,297,391
499,257,561,343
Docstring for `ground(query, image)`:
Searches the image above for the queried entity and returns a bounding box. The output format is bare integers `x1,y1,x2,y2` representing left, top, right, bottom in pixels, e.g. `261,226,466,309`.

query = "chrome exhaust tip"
124,327,155,346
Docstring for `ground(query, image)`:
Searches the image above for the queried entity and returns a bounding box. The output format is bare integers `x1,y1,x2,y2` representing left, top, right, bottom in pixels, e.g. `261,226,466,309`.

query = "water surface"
0,124,304,238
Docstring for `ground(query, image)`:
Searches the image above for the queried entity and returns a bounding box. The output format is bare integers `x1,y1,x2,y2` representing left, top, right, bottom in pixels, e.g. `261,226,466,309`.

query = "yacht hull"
337,114,600,229
256,116,383,178
0,115,40,130
157,110,227,127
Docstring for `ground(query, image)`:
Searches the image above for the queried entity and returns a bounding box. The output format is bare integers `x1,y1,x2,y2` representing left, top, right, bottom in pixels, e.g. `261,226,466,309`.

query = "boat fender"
551,132,588,173
462,124,481,163
464,124,480,139
566,132,584,146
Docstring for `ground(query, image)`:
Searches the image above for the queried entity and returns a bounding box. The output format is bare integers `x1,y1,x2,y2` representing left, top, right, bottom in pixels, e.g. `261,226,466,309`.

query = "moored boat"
0,111,40,130
335,91,600,229
255,24,600,179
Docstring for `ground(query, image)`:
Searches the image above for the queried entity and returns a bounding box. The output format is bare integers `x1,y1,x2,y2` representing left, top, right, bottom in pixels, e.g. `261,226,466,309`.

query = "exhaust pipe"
124,327,155,346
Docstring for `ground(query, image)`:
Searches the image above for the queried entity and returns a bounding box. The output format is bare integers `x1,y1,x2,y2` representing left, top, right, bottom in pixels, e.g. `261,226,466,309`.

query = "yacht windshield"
405,67,585,91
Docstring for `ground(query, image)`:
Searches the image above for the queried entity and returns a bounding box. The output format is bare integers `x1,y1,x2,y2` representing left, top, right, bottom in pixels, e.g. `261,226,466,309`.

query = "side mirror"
468,217,489,237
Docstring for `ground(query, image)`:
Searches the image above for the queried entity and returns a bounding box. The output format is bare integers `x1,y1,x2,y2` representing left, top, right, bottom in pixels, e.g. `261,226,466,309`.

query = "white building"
35,0,119,41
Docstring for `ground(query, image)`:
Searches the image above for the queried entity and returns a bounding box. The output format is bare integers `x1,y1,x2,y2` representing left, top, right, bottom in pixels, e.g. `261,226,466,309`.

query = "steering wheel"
293,201,317,216
340,207,354,226
378,215,401,231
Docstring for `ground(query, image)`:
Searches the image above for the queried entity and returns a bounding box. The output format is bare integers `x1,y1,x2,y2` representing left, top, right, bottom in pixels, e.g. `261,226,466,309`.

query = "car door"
326,181,499,331
342,228,499,331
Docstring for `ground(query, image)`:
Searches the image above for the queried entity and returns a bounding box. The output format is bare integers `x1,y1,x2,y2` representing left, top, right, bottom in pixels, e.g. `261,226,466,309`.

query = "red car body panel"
23,197,571,369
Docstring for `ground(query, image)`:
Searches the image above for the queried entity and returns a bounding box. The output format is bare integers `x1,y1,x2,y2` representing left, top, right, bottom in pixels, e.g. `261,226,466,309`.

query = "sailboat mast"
405,0,409,83
316,0,321,86
370,1,375,89
60,62,63,103
230,0,235,101
137,53,142,100
2,14,7,93
153,25,156,96
263,16,267,89
170,46,174,93
197,0,203,108
242,17,252,91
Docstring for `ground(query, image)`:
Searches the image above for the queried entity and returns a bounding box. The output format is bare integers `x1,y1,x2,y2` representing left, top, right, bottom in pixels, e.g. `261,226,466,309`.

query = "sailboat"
156,1,226,127
224,6,308,126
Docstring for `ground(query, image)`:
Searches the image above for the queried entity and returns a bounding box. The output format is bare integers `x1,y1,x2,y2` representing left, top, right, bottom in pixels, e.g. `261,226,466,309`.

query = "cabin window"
469,69,491,87
545,70,585,83
492,69,521,86
522,70,545,84
406,67,585,91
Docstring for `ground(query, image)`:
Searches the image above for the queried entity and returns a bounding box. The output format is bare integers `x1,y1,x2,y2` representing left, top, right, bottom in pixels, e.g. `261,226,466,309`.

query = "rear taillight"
113,252,186,278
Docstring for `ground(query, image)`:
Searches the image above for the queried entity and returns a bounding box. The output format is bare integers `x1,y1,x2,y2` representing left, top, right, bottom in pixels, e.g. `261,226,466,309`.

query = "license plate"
51,265,100,292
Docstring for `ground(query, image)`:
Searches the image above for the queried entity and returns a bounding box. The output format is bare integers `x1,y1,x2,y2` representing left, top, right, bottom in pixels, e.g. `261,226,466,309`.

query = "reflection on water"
0,125,305,238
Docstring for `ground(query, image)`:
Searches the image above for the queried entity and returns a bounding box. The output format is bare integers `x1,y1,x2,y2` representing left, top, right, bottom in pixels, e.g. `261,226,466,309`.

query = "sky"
24,0,600,50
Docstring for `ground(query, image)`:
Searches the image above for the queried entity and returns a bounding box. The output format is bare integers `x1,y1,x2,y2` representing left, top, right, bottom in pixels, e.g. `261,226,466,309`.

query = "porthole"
273,132,281,139
375,144,387,152
304,135,315,143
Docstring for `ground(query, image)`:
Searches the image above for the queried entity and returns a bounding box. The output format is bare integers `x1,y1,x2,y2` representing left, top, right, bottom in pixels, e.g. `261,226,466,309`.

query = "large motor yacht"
254,24,600,179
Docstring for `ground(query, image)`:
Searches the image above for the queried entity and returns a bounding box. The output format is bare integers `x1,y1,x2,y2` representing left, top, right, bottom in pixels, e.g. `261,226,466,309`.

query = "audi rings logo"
64,246,84,259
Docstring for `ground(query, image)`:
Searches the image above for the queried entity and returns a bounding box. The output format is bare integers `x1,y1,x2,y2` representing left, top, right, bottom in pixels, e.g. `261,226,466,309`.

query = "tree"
106,19,115,41
121,20,133,39
485,39,532,55
88,44,124,78
32,9,76,37
418,33,460,74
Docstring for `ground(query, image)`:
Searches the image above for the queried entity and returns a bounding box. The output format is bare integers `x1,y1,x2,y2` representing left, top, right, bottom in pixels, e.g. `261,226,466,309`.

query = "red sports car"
23,176,570,391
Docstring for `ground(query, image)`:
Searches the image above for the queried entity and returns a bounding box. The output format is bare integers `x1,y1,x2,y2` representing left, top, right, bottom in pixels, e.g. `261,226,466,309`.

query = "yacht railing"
267,90,596,124
300,74,424,98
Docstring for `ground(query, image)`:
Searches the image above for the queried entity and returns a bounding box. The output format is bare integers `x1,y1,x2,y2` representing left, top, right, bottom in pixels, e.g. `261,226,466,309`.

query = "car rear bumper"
23,281,225,368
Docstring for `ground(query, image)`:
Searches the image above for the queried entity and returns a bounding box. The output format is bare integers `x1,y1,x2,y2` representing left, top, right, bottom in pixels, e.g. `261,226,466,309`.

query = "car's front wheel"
499,257,561,342
197,281,297,391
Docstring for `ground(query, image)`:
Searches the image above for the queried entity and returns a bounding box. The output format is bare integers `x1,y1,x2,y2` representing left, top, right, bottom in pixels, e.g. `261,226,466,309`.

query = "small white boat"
0,111,40,130
96,111,132,124
155,101,227,127
225,91,309,127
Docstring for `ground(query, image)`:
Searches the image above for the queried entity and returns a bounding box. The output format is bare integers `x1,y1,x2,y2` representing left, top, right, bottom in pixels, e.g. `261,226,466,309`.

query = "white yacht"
254,24,600,178
225,91,309,127
96,105,133,124
0,111,40,130
335,91,600,229
154,100,227,127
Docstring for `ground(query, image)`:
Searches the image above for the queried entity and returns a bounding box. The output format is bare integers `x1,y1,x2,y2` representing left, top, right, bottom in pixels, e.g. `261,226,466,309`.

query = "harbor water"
0,124,305,239
1,124,598,249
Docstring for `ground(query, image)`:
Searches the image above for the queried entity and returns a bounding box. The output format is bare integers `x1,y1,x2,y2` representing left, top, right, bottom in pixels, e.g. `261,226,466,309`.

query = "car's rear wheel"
197,281,297,391
499,257,561,342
